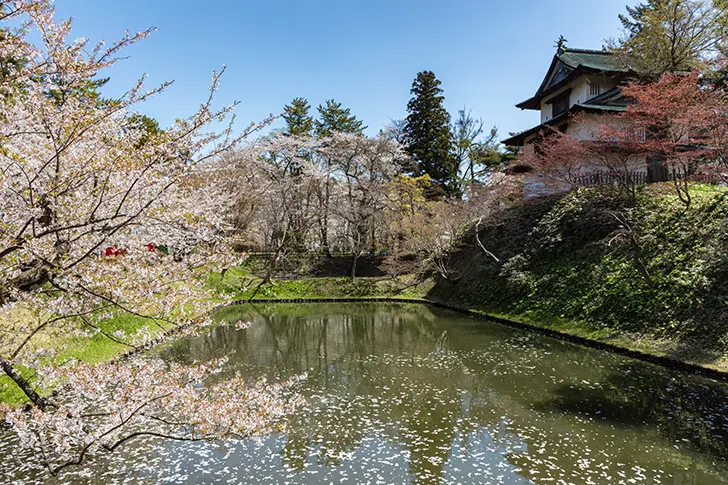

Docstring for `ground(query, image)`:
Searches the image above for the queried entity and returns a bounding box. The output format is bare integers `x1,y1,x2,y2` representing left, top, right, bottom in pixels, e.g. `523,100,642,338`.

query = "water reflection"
3,302,728,484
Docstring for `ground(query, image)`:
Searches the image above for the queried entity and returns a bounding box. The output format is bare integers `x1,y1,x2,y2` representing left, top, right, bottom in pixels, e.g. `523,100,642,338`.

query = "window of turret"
590,83,601,97
551,92,570,117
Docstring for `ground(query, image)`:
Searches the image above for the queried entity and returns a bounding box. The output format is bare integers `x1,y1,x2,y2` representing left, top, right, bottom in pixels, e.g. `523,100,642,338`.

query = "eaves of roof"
501,103,625,147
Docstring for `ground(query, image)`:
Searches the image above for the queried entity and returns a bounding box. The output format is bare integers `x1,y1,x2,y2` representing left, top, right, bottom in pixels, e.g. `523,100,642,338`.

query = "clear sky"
55,0,630,143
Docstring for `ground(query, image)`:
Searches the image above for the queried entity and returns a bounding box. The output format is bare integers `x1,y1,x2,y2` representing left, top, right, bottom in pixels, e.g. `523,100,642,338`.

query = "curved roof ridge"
562,47,611,55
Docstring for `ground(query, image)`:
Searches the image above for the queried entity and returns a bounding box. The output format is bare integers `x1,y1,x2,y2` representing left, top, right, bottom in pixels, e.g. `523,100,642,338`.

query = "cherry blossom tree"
516,126,590,189
323,132,404,278
574,115,650,202
224,131,410,280
0,0,300,474
384,173,520,280
226,134,323,284
620,72,728,207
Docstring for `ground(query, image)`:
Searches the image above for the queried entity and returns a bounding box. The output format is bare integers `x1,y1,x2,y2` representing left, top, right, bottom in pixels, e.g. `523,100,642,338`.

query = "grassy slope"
207,267,432,301
0,313,174,405
426,183,728,371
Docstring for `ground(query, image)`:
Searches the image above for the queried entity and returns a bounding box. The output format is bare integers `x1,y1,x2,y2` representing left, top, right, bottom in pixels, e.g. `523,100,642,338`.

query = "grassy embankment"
206,268,431,301
427,183,728,372
0,312,175,405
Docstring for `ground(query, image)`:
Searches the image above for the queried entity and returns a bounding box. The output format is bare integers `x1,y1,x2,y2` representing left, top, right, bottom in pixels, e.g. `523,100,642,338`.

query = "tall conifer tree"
282,97,313,136
403,71,458,198
281,97,313,249
314,99,366,137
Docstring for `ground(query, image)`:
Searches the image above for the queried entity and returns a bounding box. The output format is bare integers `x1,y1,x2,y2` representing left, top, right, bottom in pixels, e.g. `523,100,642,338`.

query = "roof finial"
555,35,568,55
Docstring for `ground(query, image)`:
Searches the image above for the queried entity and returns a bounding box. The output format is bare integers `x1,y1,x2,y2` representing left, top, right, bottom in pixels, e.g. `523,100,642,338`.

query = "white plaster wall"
539,84,572,123
565,113,603,141
583,75,617,102
538,75,619,124
570,77,589,107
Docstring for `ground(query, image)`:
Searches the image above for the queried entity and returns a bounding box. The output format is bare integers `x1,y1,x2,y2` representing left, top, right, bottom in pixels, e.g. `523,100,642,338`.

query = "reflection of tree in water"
274,306,467,484
157,303,728,485
163,303,475,484
531,362,728,480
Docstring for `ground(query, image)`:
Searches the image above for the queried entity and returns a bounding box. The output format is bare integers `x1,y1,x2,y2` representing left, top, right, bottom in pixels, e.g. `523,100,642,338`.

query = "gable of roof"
516,48,635,110
543,60,571,91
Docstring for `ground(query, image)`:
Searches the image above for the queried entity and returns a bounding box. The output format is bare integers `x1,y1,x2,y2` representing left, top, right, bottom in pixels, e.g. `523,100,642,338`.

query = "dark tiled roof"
501,111,569,147
574,103,626,112
583,86,623,105
516,48,637,110
557,49,632,72
501,103,625,147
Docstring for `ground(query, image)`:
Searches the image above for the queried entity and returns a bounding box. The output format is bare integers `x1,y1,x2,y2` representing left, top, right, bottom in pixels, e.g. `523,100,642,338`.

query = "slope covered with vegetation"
427,184,728,366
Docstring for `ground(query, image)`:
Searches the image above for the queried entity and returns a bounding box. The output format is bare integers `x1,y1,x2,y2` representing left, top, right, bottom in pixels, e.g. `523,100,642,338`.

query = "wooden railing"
573,171,648,187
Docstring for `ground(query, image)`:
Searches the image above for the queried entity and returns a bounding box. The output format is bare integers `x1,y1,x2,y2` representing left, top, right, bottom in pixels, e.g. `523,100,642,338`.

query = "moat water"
3,302,728,484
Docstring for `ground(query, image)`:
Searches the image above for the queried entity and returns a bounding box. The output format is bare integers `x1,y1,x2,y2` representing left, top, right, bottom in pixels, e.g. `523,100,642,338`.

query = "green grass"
237,276,430,300
0,312,175,406
0,364,36,406
208,263,432,301
60,314,171,363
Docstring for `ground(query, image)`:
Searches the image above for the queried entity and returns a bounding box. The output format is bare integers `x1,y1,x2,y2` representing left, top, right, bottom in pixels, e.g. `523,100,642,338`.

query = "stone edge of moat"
218,297,728,383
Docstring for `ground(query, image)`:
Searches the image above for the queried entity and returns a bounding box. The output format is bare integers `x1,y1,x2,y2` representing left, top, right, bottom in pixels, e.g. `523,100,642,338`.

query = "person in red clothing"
103,246,128,257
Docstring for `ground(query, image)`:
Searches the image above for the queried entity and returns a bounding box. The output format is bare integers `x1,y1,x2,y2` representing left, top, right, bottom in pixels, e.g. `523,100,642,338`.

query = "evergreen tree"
282,97,313,136
280,98,314,249
611,0,727,74
314,99,366,137
127,113,161,148
403,71,458,198
452,108,502,189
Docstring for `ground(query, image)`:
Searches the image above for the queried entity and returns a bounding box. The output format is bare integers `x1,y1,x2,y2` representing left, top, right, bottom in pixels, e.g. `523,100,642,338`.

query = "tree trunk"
350,254,358,281
322,163,332,256
263,251,280,284
646,153,669,183
631,244,654,289
0,357,48,410
319,212,331,257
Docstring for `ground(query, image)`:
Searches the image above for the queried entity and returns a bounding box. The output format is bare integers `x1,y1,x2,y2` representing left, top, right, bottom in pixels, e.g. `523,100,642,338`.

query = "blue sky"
55,0,629,143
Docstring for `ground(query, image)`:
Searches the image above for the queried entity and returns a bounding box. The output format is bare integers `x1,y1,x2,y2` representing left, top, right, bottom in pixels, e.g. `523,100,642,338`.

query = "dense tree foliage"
282,97,314,136
403,71,459,198
610,0,728,74
0,0,299,473
451,108,502,190
314,99,366,137
225,129,520,280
